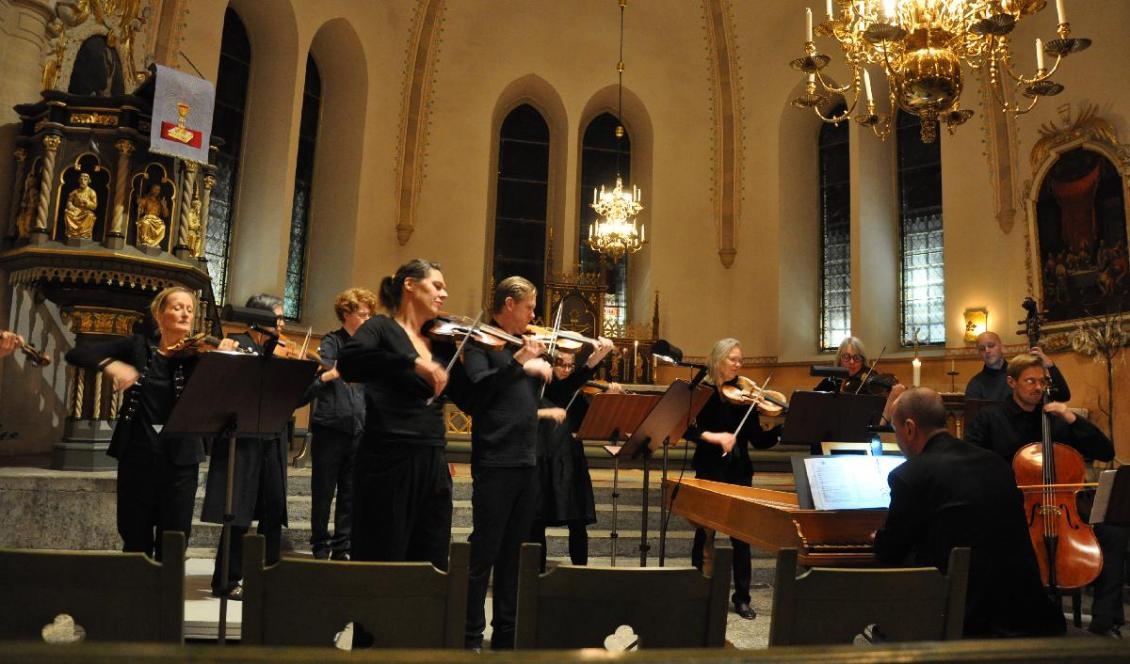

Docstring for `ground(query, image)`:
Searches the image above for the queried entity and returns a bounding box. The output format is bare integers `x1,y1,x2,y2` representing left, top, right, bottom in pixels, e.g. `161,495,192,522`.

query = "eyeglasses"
840,353,863,363
1020,377,1049,387
554,362,576,372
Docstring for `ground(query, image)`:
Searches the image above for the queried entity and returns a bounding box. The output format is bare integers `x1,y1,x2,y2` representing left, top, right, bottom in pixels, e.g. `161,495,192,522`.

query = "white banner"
149,64,215,165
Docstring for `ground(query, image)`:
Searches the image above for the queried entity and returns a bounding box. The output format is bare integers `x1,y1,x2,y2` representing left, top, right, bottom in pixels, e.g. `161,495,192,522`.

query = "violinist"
965,331,1070,402
874,387,1065,637
528,338,620,573
298,287,377,561
964,353,1119,637
201,293,291,600
685,338,780,621
816,336,868,393
0,330,23,358
457,275,552,651
64,286,236,560
336,260,454,569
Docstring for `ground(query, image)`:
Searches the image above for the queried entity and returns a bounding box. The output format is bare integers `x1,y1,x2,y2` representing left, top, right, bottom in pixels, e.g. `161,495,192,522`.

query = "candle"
826,0,834,19
950,359,956,372
1055,0,1067,25
633,340,639,383
883,0,896,21
641,224,645,243
912,358,922,387
862,69,873,102
805,7,813,42
1035,38,1045,71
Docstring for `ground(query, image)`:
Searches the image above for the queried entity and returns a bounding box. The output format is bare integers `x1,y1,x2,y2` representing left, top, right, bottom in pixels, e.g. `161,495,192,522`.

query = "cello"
1011,297,1103,591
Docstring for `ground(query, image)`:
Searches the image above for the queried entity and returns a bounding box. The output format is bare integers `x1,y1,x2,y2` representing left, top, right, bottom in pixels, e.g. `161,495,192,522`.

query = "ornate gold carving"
43,135,62,152
135,183,169,247
1032,103,1123,171
181,198,202,257
43,0,150,93
68,112,118,126
8,266,181,292
64,173,98,239
63,306,143,336
113,139,134,156
445,404,472,435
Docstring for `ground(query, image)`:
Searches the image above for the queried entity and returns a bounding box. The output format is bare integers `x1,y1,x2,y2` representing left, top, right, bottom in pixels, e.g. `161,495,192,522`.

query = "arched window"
580,112,630,333
819,109,850,350
897,111,945,344
283,55,321,320
492,104,549,297
205,8,250,306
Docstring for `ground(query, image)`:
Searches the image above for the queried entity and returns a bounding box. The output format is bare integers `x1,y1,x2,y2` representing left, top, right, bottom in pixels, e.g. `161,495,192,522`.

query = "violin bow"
426,309,484,406
298,326,313,358
854,345,887,395
539,301,565,398
723,373,775,460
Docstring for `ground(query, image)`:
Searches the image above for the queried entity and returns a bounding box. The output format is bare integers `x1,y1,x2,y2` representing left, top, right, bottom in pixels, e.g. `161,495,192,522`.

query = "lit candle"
826,0,834,19
805,7,813,42
633,340,639,383
883,0,896,21
641,224,645,242
593,188,598,205
950,359,956,372
1055,0,1067,25
912,358,922,387
1035,38,1045,71
863,69,873,102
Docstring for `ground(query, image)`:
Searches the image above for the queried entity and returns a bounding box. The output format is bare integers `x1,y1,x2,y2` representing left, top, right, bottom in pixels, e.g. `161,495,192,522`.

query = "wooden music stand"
162,351,317,645
617,379,712,567
577,391,659,567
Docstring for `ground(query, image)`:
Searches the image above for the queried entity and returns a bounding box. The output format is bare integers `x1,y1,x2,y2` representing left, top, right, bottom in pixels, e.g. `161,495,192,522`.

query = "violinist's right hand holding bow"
515,337,551,383
415,357,449,397
101,360,140,393
0,330,23,358
703,431,737,455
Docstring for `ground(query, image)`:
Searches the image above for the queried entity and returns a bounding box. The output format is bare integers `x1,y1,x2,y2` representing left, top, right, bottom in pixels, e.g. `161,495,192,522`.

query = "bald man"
964,331,1069,402
874,387,1065,638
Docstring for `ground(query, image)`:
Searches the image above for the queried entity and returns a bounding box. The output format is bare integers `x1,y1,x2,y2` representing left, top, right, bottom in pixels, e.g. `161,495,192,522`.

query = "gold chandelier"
588,0,645,262
790,0,1091,143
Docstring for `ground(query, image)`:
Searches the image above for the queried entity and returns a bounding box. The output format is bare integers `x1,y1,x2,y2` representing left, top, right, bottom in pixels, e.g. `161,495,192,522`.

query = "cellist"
965,352,1122,637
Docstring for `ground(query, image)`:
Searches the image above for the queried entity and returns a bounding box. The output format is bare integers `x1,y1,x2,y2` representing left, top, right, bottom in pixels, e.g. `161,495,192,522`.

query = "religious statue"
135,183,169,247
15,166,40,238
181,197,203,258
64,172,98,239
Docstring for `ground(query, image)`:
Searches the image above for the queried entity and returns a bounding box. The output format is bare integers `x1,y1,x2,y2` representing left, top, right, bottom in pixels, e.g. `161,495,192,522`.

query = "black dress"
536,364,598,527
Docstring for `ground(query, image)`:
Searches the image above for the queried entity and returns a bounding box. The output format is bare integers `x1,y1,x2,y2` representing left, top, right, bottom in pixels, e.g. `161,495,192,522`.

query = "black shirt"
965,362,1071,402
965,396,1113,462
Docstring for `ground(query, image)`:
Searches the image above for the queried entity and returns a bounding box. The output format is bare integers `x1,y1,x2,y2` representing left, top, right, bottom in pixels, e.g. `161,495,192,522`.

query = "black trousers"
309,424,360,557
528,520,588,572
210,445,286,594
465,465,538,650
351,444,452,570
116,447,198,561
1090,523,1129,631
691,466,752,606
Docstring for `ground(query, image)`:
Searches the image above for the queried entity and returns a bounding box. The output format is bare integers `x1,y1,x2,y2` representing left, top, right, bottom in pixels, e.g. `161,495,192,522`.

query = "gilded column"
198,171,215,260
108,139,134,248
31,134,62,243
6,148,27,240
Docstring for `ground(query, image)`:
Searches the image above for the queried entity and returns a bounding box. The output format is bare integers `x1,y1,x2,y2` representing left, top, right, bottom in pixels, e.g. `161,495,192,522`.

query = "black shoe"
734,602,756,620
211,584,243,601
331,551,351,561
312,550,330,560
1088,625,1122,639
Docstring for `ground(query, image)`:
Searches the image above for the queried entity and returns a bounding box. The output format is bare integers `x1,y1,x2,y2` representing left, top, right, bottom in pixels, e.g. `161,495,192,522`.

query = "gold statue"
182,198,203,257
15,167,40,238
135,183,168,247
64,172,98,239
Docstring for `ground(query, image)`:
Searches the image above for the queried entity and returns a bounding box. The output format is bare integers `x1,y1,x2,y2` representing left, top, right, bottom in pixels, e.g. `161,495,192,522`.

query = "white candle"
805,8,813,42
1035,38,1045,70
633,340,639,382
863,69,873,102
912,358,922,387
950,359,955,372
641,224,645,243
1055,0,1067,25
883,0,896,21
826,0,834,19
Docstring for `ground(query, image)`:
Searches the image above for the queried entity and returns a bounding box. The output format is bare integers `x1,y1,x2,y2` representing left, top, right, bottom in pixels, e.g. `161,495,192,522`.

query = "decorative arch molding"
303,17,368,329
1022,103,1130,334
485,75,568,283
394,0,446,246
701,0,745,268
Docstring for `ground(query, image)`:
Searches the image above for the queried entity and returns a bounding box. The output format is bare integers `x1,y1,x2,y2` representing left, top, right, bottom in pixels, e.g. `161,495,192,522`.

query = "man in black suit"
874,387,1065,637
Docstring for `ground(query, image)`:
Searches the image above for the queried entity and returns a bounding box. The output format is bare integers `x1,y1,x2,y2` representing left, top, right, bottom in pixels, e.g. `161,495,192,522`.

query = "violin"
1,331,50,367
857,372,897,396
165,332,254,358
720,375,788,416
1012,297,1103,591
427,314,579,358
525,324,611,354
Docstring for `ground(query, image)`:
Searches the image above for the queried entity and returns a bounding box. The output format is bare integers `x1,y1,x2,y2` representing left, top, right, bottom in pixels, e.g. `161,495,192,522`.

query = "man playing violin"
965,331,1070,402
875,387,1065,637
65,286,237,560
452,275,552,651
685,337,780,621
965,353,1120,637
201,293,292,600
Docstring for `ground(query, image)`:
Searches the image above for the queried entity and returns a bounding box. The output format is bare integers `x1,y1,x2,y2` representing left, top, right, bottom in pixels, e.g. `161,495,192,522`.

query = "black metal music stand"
577,391,660,566
162,351,317,645
618,379,711,567
1098,466,1130,527
780,390,887,454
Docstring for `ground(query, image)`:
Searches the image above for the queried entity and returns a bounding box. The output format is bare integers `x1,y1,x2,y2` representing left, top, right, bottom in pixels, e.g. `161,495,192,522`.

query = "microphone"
810,365,849,378
653,339,708,369
866,423,895,433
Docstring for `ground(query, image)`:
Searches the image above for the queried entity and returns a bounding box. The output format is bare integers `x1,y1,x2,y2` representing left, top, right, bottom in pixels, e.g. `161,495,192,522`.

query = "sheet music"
1089,470,1118,524
803,456,905,510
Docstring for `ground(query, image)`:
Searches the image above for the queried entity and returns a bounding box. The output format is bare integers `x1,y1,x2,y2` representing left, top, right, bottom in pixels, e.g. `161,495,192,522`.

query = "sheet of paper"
803,456,905,510
1089,469,1117,524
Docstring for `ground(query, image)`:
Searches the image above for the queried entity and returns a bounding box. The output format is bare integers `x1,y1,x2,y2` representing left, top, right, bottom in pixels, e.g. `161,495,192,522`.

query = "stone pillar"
29,133,61,243
54,306,142,470
107,139,134,249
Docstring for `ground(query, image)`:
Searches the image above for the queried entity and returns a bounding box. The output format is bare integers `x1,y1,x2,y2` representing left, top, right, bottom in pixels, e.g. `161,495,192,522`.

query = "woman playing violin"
336,259,455,570
815,336,870,393
64,286,236,560
684,338,781,621
528,337,619,572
